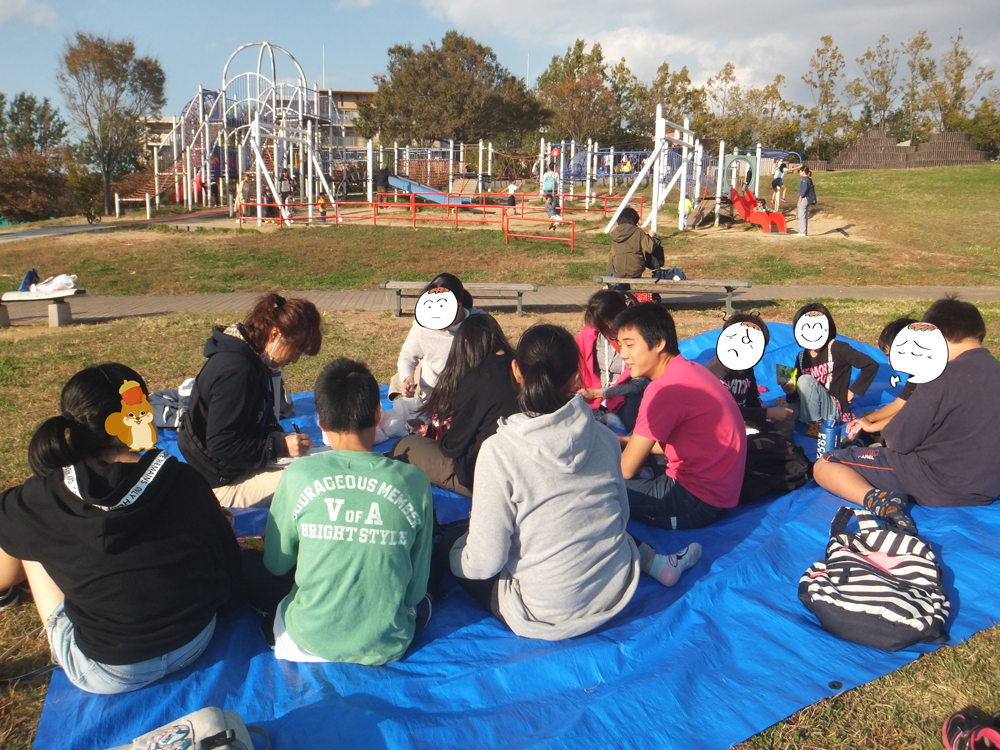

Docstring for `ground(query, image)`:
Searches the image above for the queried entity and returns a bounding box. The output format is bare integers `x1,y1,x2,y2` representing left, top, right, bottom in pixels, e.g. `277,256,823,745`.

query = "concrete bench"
593,276,751,314
381,281,538,317
0,289,91,328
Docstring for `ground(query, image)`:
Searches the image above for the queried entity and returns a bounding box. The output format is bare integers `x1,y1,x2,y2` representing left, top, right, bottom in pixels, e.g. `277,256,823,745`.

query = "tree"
607,58,644,141
900,31,935,143
539,73,617,143
802,36,848,159
856,35,900,130
705,62,738,121
536,40,606,89
0,150,69,222
57,33,166,214
927,32,995,131
968,87,1000,158
632,62,709,139
0,92,67,155
355,31,544,146
536,40,615,143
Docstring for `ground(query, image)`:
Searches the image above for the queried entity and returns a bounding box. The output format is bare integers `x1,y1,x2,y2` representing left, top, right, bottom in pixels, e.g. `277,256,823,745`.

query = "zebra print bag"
798,507,950,652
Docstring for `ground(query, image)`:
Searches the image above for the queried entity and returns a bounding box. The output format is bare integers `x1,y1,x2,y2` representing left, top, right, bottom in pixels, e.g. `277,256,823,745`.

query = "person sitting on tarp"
0,363,243,694
263,358,434,665
607,207,662,279
390,273,482,400
443,324,702,641
617,304,747,529
815,297,1000,525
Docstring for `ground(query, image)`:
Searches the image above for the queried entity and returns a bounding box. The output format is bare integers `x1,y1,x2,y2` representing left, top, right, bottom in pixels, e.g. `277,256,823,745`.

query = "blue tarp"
34,325,1000,750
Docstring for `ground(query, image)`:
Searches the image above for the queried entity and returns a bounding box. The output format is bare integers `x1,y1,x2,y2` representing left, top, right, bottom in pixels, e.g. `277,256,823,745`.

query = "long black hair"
28,363,148,477
425,272,474,310
792,302,838,342
420,314,513,421
584,289,629,341
515,324,580,416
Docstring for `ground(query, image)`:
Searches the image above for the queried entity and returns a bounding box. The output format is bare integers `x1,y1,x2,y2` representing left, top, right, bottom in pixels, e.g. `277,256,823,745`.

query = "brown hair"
242,293,322,357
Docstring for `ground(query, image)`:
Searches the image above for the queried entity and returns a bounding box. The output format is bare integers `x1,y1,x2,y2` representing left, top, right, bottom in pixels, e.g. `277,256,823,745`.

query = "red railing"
503,213,574,252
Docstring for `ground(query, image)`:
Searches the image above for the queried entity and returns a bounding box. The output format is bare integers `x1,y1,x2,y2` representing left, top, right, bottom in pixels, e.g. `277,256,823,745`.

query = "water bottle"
816,419,842,459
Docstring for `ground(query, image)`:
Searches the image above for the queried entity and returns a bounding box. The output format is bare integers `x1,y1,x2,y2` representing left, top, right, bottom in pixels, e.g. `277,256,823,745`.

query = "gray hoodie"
451,395,640,640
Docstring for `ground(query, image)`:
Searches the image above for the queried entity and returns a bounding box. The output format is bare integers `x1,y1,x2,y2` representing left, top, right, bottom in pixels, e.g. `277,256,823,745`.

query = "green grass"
2,300,1000,748
1,164,998,294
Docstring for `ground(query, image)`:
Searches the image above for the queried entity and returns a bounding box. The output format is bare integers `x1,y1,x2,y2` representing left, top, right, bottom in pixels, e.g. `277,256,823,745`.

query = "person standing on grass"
814,297,1000,528
616,304,747,529
796,167,817,237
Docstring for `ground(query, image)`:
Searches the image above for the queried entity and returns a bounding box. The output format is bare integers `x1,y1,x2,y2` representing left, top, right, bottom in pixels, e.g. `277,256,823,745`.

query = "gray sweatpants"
797,198,809,235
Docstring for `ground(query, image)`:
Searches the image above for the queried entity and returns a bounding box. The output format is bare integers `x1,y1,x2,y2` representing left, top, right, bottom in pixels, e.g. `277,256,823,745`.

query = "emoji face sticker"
794,311,830,349
888,322,948,388
415,287,460,330
716,321,767,371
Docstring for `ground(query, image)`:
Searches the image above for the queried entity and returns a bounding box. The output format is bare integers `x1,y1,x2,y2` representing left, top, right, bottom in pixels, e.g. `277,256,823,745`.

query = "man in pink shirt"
616,304,747,529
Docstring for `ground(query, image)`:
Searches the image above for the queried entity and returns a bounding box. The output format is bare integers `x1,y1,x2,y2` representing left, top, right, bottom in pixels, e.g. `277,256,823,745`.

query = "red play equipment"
729,187,788,234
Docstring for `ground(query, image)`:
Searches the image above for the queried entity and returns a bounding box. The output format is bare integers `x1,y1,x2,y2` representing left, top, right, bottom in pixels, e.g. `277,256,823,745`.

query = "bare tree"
57,33,166,214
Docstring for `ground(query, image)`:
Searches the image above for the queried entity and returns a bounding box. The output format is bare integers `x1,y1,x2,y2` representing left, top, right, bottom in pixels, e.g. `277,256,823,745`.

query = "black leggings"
433,525,505,624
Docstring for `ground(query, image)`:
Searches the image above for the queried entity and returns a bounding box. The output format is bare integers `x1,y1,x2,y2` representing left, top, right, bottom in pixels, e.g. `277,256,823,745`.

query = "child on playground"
264,358,434,665
576,289,649,433
784,303,879,434
845,317,918,438
444,324,702,640
770,161,801,209
391,273,482,399
617,304,747,529
815,297,1000,523
387,314,519,497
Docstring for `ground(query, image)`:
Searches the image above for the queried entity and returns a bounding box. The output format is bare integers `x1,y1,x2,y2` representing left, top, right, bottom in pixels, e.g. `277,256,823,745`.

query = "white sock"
645,543,703,587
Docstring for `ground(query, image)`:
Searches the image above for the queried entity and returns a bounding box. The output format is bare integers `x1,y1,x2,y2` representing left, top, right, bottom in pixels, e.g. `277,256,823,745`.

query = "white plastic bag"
379,396,423,439
31,274,77,293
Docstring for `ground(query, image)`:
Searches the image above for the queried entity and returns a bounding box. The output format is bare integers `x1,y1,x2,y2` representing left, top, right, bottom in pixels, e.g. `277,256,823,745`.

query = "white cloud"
0,0,56,26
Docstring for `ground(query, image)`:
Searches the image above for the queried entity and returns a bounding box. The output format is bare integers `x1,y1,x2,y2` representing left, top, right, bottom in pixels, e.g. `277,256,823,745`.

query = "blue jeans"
46,601,216,694
626,459,725,530
616,392,645,434
796,374,839,423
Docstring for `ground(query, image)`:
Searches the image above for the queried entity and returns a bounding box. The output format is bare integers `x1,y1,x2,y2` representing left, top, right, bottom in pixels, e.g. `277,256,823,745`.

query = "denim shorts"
45,601,216,694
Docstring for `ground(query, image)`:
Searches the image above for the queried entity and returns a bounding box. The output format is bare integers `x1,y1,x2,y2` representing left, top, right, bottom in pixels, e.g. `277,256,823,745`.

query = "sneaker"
0,586,19,612
795,232,806,237
943,707,1000,750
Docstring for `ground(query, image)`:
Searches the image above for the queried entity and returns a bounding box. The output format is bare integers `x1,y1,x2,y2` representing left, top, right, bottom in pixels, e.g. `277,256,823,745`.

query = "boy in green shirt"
264,358,433,665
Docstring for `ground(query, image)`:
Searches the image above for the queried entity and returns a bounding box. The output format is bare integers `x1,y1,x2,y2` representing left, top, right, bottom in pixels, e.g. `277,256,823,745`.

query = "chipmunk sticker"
104,380,157,451
889,322,949,388
794,310,830,349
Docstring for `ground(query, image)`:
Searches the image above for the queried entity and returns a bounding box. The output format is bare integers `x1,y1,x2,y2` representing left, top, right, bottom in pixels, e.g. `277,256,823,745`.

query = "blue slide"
387,175,471,205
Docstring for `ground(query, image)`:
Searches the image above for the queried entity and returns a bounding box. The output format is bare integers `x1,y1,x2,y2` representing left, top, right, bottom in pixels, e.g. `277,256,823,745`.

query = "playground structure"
120,41,801,241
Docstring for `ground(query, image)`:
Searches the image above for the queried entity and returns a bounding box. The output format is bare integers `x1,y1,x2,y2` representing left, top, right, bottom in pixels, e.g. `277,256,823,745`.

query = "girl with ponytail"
442,325,700,640
179,292,323,508
0,364,242,694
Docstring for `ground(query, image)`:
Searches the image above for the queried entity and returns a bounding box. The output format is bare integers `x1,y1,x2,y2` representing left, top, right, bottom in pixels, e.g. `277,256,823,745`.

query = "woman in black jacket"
0,363,243,694
388,314,518,496
179,293,322,507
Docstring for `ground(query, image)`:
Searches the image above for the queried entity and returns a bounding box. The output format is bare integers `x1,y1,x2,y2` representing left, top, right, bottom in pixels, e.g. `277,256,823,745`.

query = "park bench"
0,288,91,328
593,276,751,314
381,281,538,317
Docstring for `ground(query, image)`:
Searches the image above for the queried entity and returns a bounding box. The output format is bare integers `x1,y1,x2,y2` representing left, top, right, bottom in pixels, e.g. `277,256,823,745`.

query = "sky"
1,0,997,136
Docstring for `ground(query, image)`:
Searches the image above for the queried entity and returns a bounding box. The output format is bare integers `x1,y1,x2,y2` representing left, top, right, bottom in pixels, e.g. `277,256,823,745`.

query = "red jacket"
576,325,632,413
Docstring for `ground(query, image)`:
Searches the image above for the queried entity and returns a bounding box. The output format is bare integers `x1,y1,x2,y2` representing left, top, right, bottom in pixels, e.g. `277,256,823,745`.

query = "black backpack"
739,426,812,504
